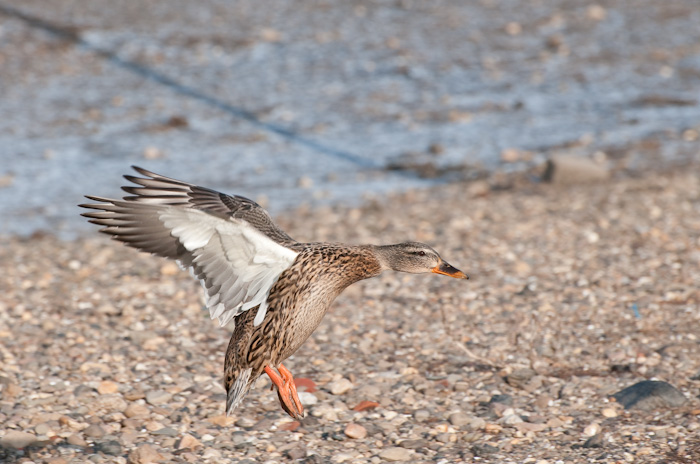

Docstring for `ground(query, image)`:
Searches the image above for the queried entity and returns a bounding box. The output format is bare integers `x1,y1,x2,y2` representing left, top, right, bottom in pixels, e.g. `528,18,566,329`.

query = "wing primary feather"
82,168,301,328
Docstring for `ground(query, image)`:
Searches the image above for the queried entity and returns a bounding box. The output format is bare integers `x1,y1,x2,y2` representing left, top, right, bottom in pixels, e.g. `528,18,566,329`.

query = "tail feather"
226,368,253,416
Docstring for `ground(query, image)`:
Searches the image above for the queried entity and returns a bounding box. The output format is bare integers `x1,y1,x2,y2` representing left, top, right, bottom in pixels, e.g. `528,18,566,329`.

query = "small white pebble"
584,422,600,437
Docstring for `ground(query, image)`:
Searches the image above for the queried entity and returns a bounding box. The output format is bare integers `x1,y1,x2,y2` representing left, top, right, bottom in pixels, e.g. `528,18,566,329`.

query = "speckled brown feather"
224,244,382,409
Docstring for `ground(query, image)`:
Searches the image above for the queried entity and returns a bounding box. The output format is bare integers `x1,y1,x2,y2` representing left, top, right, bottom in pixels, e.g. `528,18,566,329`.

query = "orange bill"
432,261,469,279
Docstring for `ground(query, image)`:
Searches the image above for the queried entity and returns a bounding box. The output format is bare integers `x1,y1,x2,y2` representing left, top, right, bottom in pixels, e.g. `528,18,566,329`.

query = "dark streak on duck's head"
374,242,469,279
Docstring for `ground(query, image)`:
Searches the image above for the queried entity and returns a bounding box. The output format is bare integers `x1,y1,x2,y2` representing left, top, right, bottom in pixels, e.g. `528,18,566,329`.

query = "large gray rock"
612,380,687,411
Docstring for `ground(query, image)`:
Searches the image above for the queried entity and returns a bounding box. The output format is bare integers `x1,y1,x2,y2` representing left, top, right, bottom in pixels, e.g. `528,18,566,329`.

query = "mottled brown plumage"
80,167,468,419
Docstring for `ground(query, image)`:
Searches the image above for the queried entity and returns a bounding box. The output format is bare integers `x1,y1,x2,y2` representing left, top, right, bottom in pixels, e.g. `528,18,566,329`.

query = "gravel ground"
2,166,699,463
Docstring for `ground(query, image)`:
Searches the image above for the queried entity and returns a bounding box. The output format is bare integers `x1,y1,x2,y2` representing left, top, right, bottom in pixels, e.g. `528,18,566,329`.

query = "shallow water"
1,1,699,238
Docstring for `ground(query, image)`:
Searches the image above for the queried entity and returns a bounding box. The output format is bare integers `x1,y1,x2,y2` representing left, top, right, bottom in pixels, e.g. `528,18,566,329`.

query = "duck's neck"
371,244,404,272
344,245,385,281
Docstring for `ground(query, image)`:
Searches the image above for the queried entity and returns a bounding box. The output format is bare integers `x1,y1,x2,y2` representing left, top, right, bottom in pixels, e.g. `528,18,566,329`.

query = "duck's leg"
278,364,304,417
264,364,305,420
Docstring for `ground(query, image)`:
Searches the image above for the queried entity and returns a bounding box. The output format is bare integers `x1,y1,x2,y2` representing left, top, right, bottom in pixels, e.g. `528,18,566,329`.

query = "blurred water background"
1,0,699,238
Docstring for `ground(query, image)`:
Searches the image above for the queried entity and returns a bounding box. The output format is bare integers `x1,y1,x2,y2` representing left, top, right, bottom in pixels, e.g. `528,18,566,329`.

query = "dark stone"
150,427,178,437
472,443,499,456
95,440,122,456
286,446,307,460
583,433,604,448
362,423,382,437
612,380,687,411
489,394,513,405
74,385,96,397
610,364,635,374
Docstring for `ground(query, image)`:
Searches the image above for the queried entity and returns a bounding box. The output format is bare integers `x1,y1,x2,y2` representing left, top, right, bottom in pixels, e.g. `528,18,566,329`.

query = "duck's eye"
416,251,426,256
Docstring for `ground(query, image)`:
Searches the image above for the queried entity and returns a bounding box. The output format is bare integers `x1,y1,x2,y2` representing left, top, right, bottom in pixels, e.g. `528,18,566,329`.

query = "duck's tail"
226,368,253,416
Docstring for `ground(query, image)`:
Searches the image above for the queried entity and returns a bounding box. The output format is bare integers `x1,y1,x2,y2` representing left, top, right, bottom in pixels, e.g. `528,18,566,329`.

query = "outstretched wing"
79,166,300,327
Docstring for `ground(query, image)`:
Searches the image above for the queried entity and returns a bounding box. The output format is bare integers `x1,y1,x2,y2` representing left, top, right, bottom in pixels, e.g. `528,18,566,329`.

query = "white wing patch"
159,208,298,327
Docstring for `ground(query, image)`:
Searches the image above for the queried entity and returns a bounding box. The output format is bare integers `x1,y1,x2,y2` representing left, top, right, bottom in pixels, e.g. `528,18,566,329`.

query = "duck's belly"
275,298,331,362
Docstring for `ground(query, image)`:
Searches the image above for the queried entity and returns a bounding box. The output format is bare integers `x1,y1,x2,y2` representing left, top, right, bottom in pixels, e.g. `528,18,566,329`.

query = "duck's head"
375,242,468,279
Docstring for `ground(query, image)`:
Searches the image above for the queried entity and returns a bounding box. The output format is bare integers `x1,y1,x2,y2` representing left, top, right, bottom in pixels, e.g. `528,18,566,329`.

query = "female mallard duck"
80,167,468,419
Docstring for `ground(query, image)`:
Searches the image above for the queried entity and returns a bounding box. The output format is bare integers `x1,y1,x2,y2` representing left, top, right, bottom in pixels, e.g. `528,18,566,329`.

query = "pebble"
484,423,503,434
472,443,499,456
207,414,234,427
176,434,202,450
124,403,149,418
489,394,513,405
612,380,687,411
601,407,618,418
286,446,307,460
515,422,547,434
94,394,128,413
413,409,430,422
145,421,166,432
145,390,172,406
66,434,88,447
34,423,51,435
95,440,122,455
298,391,319,405
505,368,536,389
83,424,107,438
504,414,524,425
150,427,178,437
436,432,452,443
583,433,604,448
584,423,601,437
467,417,486,431
0,430,37,449
448,412,470,426
234,416,256,428
378,447,412,462
399,439,429,449
2,382,22,399
328,378,353,395
311,403,338,421
127,444,163,464
201,449,222,460
344,423,368,439
98,381,119,395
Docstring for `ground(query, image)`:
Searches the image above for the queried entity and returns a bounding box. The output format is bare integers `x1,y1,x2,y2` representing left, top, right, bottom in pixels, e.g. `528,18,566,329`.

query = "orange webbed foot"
264,364,305,420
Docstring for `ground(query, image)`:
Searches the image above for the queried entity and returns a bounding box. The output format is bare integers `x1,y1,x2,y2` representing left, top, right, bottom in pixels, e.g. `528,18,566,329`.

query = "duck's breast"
267,245,381,361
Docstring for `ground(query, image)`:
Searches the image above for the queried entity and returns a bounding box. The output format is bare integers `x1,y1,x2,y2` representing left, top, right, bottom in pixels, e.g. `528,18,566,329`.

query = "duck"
80,166,468,420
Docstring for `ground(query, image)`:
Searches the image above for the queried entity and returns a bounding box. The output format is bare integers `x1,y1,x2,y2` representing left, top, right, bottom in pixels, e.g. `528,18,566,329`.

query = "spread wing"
79,166,300,327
